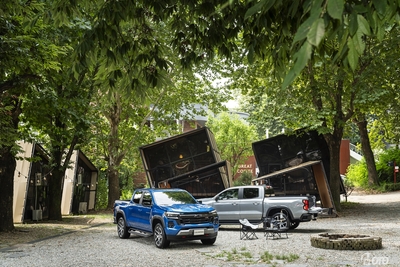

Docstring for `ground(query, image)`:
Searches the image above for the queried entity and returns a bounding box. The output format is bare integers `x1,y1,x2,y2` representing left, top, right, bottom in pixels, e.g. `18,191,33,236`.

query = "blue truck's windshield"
153,191,197,205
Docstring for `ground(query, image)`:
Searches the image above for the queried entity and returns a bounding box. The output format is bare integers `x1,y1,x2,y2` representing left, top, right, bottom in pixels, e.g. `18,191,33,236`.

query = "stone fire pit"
310,233,382,250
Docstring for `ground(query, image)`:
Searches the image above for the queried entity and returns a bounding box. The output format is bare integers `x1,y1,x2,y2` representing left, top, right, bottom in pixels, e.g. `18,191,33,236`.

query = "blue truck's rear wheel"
117,217,130,239
154,223,170,248
201,237,216,245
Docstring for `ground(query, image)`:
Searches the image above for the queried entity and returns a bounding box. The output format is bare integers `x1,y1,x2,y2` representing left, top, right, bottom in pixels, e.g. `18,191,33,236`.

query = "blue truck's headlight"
209,210,218,216
165,212,180,219
209,210,218,224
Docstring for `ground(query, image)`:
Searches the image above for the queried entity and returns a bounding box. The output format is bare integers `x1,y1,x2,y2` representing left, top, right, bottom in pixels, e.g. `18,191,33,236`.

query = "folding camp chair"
263,217,288,240
239,219,259,240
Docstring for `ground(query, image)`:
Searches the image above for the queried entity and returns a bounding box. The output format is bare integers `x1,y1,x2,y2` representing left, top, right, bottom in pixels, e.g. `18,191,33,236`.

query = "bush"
346,159,369,188
346,148,400,189
380,182,400,191
375,148,400,184
234,171,254,186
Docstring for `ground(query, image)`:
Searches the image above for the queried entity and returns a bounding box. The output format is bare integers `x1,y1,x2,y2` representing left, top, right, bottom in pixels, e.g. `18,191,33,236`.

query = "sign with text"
234,156,257,180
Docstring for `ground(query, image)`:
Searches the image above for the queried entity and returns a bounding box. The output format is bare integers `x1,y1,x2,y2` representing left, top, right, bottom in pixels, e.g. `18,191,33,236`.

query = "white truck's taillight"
303,199,309,210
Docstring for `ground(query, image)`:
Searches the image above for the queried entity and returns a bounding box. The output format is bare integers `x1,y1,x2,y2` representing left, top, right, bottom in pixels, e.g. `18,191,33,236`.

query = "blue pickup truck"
113,188,219,248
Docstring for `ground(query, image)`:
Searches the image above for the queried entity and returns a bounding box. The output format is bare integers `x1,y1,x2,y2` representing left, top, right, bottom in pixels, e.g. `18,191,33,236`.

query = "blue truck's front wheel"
154,223,170,249
117,217,130,239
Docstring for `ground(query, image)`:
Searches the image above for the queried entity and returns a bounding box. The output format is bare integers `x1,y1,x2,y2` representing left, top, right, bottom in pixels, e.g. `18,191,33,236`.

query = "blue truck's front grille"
178,214,213,225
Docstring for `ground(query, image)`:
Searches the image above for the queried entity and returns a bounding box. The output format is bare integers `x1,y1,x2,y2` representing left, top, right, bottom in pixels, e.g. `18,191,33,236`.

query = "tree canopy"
53,1,400,90
1,0,69,230
2,0,400,230
206,111,258,176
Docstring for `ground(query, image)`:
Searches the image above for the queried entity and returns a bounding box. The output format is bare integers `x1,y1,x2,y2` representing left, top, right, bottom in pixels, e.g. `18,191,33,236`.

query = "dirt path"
346,190,400,204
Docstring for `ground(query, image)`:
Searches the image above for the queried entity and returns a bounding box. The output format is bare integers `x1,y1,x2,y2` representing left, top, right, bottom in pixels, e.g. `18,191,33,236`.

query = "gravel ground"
1,191,399,267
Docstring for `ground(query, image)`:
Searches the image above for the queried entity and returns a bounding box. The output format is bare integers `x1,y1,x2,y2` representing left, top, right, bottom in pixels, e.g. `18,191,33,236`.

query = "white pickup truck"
198,185,322,229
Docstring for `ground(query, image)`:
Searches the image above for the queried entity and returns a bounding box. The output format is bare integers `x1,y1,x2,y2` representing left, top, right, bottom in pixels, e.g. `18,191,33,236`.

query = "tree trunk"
47,167,63,221
107,165,120,208
106,98,123,209
323,131,343,212
47,148,64,221
0,148,16,231
357,119,379,186
0,95,22,231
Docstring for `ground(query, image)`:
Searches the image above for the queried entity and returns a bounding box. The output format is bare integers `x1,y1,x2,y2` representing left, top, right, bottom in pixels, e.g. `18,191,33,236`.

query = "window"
142,191,152,206
133,190,142,204
218,189,239,200
243,188,259,199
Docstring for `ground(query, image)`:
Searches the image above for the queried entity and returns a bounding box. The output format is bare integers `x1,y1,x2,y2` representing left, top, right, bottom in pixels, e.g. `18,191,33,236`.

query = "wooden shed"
13,142,51,222
13,142,98,222
61,150,98,215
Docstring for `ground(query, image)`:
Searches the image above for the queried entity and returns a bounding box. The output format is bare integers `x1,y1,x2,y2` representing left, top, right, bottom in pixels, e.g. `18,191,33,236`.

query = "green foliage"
3,0,400,228
213,247,253,263
206,112,258,175
260,251,299,263
95,173,108,210
347,148,400,188
52,1,400,92
260,251,274,262
0,0,63,151
82,51,231,207
346,159,369,188
379,182,400,192
227,21,400,209
233,171,253,186
241,0,397,88
375,148,400,184
120,189,133,201
275,253,300,262
342,175,355,190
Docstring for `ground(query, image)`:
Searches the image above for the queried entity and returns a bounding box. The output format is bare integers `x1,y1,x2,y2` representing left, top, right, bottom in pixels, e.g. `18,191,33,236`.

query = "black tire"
117,216,130,239
154,223,170,248
271,212,290,229
289,221,300,229
201,237,216,245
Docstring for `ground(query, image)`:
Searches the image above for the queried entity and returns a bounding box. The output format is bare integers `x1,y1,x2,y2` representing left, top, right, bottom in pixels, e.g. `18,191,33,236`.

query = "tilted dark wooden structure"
251,129,344,211
139,127,232,198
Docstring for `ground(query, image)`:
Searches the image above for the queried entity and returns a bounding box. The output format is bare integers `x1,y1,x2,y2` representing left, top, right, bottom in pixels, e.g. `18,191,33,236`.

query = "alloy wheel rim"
117,218,124,236
154,225,162,246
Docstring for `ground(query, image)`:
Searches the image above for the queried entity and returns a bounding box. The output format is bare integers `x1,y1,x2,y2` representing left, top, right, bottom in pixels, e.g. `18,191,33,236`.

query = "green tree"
21,72,96,220
53,0,400,211
351,26,400,186
84,59,230,208
51,1,233,208
0,1,64,230
227,29,398,209
362,28,400,151
367,119,387,151
19,13,99,220
206,111,258,177
234,171,253,186
89,87,155,209
347,148,400,188
55,1,400,89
